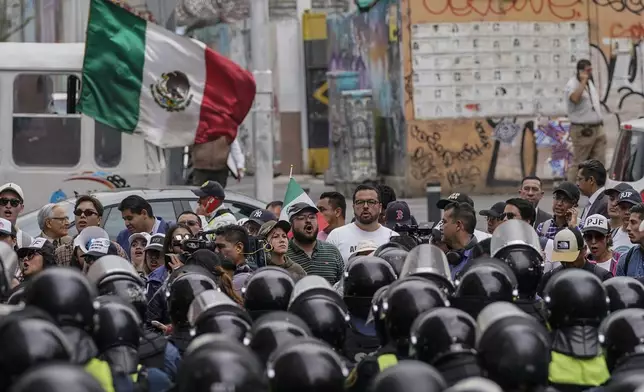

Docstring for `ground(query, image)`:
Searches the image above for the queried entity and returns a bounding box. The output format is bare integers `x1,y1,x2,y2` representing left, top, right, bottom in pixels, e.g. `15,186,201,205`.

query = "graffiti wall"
402,0,644,195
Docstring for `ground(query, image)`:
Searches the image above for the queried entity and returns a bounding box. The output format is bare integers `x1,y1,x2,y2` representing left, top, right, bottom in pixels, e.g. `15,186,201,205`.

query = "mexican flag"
280,178,328,233
78,0,256,148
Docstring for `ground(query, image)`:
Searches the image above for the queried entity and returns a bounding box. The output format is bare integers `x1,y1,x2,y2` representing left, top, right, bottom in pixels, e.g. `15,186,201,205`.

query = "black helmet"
367,285,390,346
9,363,105,392
444,377,503,392
493,247,543,299
476,302,551,390
383,277,450,352
599,308,644,371
168,273,218,326
243,267,295,320
94,296,142,352
267,337,349,392
244,311,311,364
176,333,267,392
288,296,349,351
603,277,644,312
370,360,447,392
374,241,406,256
188,289,252,341
409,308,477,365
377,247,409,276
543,269,608,328
0,314,72,388
6,285,26,305
24,267,98,333
343,256,397,319
400,244,454,293
86,255,147,319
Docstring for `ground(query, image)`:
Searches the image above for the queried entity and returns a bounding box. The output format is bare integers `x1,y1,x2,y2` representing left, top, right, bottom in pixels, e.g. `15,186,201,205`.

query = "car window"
102,201,177,240
187,201,258,220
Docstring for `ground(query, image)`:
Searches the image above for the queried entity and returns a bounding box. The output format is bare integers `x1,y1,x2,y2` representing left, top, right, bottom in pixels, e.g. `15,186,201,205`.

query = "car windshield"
611,129,644,182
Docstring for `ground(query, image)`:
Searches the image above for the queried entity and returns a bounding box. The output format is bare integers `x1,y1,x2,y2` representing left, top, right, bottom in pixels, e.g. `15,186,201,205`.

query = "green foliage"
0,0,33,42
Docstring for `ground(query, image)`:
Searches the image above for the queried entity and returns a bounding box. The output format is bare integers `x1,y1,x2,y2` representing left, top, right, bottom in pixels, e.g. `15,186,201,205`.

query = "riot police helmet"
0,242,18,298
8,363,104,392
454,257,519,301
444,377,503,392
366,285,390,345
290,276,346,311
603,277,644,312
188,289,252,341
476,302,551,390
243,266,295,320
86,255,146,318
23,267,98,333
177,333,267,392
409,307,477,365
6,284,26,305
543,269,609,328
369,360,447,392
599,308,644,371
267,337,349,392
400,244,454,293
374,241,406,256
168,272,218,327
94,296,142,352
244,311,311,365
376,247,408,276
383,277,450,352
343,256,397,319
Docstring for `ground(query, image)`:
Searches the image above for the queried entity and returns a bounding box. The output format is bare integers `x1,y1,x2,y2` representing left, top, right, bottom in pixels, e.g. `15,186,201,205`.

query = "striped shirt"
287,239,344,285
536,218,583,240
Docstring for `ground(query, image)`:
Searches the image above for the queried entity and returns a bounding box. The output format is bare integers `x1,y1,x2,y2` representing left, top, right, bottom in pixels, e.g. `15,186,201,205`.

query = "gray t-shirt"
564,77,602,124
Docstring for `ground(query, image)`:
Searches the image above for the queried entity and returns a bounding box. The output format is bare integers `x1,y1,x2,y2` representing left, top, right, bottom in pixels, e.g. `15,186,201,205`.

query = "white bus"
0,42,167,212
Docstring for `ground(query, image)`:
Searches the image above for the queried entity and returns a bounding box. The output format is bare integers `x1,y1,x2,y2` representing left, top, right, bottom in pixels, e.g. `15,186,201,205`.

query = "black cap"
192,181,225,199
286,202,319,221
479,202,506,219
617,189,643,206
437,193,474,209
385,201,412,229
248,209,278,226
553,181,580,202
604,183,635,197
17,237,56,260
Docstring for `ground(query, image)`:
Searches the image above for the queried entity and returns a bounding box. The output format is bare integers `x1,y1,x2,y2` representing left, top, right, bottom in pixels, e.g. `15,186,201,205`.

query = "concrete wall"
401,0,644,196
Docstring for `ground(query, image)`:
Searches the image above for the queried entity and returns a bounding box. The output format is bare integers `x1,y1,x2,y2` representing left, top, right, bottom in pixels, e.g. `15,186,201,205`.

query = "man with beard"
286,202,344,285
327,185,398,263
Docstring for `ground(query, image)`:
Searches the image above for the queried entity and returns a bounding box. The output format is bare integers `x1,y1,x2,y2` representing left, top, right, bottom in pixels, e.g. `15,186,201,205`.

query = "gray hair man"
37,203,72,248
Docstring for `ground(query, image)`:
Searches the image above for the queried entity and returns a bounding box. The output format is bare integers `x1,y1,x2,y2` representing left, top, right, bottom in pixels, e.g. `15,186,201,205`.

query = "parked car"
608,118,644,197
17,187,265,240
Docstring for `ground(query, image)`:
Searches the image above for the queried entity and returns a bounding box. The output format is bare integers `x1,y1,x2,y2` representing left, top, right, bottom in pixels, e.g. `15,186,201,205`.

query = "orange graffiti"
422,0,581,20
609,22,644,40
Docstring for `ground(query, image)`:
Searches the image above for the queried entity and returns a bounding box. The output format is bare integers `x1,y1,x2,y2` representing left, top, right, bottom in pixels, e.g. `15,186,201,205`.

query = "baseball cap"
617,189,643,206
604,182,634,197
286,203,319,221
385,201,412,229
0,218,14,237
248,209,278,226
0,183,24,202
553,181,580,202
582,214,610,235
192,180,225,199
258,220,291,238
479,202,506,219
17,237,55,259
145,233,165,251
74,226,110,253
552,227,583,262
128,232,151,247
349,240,378,259
437,193,474,209
85,238,119,258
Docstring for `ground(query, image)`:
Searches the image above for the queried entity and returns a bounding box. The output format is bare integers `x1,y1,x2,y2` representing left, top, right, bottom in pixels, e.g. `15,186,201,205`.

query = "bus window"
95,120,122,168
610,129,644,182
12,74,81,167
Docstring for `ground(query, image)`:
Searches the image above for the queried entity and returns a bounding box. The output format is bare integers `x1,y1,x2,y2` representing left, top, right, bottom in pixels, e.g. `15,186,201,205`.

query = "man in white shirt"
327,184,398,262
576,159,608,221
436,192,491,241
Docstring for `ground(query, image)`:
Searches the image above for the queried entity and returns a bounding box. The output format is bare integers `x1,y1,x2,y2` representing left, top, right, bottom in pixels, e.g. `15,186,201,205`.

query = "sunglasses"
583,232,606,242
0,198,21,208
74,209,99,217
182,220,200,227
22,251,42,261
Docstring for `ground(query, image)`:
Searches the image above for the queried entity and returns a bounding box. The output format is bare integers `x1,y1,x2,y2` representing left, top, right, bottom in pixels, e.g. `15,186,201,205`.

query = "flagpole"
289,165,294,178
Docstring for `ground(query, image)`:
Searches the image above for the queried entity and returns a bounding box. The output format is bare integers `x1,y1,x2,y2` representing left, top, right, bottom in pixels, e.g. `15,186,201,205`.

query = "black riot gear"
9,363,105,392
187,289,252,341
400,244,454,293
244,311,311,364
376,247,408,276
266,337,349,392
599,308,644,371
289,276,350,351
94,296,142,374
343,256,397,319
444,377,503,392
242,267,295,320
0,242,18,299
370,360,447,392
383,277,449,353
367,285,390,346
604,277,644,312
373,241,405,256
543,269,609,328
176,333,267,392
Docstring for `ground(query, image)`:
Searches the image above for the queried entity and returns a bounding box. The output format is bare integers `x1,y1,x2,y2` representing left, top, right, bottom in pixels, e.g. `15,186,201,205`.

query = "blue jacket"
616,246,644,278
116,217,170,258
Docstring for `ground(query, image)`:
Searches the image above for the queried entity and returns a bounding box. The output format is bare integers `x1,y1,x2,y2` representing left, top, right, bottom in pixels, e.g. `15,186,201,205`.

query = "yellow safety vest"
85,358,141,392
549,351,610,387
377,354,398,371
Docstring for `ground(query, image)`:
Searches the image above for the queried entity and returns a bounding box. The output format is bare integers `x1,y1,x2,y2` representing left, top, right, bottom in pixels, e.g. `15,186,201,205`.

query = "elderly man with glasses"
37,203,72,248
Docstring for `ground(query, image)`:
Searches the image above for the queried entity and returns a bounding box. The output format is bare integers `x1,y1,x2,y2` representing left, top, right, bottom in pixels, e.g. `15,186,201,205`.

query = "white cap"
349,240,378,259
128,232,151,247
0,218,13,236
582,214,610,235
0,183,24,202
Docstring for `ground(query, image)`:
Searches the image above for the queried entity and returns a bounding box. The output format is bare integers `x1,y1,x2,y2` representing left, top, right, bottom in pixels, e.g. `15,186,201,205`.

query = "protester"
479,202,505,234
116,195,169,257
576,159,608,220
536,182,580,239
604,183,636,254
0,183,32,248
519,176,552,229
36,203,71,248
258,220,307,281
317,192,346,241
128,232,150,277
177,211,202,236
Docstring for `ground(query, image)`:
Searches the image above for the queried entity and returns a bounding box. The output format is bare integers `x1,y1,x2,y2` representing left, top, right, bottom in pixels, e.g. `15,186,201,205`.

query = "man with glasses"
0,183,32,248
327,185,398,262
177,211,202,236
536,182,581,240
36,203,71,248
479,202,506,234
286,202,344,285
518,176,552,229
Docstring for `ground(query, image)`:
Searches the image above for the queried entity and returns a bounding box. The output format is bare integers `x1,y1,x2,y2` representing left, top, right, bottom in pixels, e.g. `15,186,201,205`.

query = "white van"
607,118,644,197
0,43,167,212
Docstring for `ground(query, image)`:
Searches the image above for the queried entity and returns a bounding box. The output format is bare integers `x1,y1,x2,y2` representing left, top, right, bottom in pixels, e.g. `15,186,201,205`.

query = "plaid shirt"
536,218,583,240
55,237,128,267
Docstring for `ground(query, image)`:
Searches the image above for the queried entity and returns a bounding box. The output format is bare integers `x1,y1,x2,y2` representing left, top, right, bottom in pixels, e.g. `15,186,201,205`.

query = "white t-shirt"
327,223,399,262
613,228,635,256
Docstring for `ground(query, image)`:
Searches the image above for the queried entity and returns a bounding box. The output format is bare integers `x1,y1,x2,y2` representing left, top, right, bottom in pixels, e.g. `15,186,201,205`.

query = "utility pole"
250,0,274,202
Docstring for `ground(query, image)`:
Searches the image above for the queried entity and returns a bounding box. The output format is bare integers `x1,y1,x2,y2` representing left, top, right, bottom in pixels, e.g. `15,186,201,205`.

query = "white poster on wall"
410,21,591,120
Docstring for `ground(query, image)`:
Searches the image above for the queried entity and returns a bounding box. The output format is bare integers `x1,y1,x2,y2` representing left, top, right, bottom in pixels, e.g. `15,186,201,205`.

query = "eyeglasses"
74,209,98,217
354,199,379,207
49,217,70,223
293,214,316,222
22,251,41,261
182,220,200,227
0,198,21,208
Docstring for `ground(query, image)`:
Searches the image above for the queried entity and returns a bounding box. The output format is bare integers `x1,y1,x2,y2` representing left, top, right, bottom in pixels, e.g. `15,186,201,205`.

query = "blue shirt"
616,246,644,278
116,217,170,258
450,249,472,280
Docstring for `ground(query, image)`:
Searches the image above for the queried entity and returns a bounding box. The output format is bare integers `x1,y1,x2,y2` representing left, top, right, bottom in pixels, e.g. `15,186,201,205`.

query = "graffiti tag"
592,0,644,15
422,0,582,20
